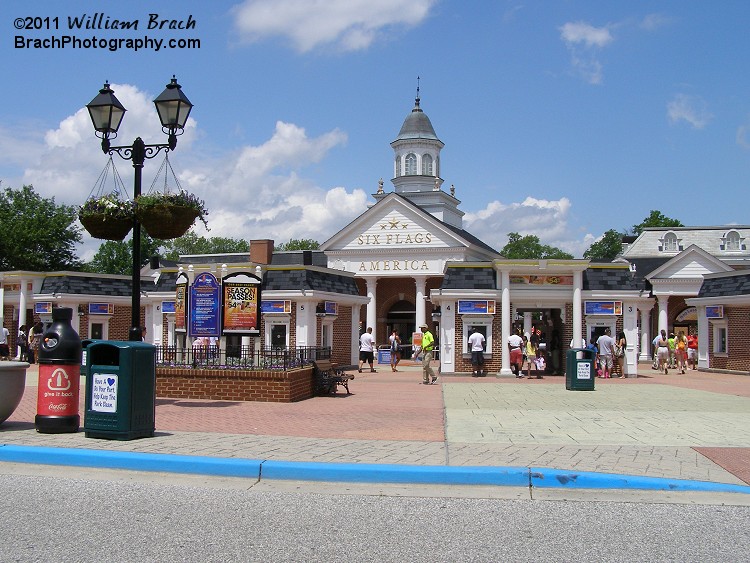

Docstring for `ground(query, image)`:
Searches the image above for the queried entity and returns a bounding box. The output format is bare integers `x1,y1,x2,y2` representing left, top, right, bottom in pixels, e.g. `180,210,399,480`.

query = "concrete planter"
0,361,29,424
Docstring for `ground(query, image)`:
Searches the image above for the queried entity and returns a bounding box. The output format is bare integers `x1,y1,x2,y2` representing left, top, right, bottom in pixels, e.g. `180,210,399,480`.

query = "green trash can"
84,340,156,440
565,348,596,391
80,339,97,380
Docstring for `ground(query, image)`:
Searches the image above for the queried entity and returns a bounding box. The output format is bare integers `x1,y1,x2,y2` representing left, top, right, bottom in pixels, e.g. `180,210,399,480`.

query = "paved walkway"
2,361,750,488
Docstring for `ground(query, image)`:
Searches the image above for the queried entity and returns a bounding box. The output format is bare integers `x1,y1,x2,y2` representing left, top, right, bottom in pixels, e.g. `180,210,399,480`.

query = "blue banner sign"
88,303,114,315
325,301,338,315
261,300,291,314
457,300,495,315
161,301,176,314
189,272,221,337
584,301,623,315
706,305,723,319
34,302,52,314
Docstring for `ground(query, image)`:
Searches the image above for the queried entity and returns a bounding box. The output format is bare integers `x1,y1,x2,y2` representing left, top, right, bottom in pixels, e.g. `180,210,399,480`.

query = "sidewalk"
2,360,750,494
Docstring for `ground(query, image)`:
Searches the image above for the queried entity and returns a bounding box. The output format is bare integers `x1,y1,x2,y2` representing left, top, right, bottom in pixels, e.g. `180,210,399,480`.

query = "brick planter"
156,365,315,402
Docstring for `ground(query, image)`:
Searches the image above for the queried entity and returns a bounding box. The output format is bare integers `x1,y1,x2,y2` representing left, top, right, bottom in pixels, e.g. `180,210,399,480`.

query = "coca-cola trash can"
35,307,82,433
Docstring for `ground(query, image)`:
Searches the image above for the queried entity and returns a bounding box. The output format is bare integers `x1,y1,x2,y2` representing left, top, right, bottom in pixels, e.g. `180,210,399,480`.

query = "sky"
2,0,749,262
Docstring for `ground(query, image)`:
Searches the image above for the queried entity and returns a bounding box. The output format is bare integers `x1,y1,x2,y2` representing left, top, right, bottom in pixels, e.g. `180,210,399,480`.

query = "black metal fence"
155,345,332,371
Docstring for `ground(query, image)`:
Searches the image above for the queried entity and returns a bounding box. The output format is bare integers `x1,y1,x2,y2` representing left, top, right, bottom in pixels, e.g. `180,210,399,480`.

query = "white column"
17,279,28,359
414,276,427,330
623,301,638,377
440,300,455,373
639,307,651,362
696,305,709,369
366,278,377,341
351,302,361,366
296,300,316,348
523,312,532,338
572,271,583,348
657,295,669,335
500,270,512,376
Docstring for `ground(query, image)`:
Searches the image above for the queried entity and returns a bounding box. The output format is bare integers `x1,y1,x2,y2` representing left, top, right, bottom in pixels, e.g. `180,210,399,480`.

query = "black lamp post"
86,77,193,341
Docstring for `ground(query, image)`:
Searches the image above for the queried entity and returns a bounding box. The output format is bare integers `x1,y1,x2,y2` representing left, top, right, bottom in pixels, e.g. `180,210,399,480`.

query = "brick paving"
3,361,749,486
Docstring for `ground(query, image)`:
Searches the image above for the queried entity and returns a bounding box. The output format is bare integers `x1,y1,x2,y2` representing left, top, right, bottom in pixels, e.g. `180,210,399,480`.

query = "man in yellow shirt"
419,324,438,385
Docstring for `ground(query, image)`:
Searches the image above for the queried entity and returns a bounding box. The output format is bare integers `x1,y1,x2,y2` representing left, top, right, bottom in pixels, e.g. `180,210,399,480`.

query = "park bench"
313,359,354,395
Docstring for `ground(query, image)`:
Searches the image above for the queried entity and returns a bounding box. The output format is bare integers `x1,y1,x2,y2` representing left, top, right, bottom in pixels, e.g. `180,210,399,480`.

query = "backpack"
677,338,686,350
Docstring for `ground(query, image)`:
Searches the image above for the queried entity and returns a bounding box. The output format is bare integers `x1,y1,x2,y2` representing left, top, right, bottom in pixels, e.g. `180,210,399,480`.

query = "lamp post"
86,77,193,341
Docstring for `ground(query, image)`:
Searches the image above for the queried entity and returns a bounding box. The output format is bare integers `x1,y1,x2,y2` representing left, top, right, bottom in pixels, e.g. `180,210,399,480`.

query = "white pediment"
646,245,733,281
322,193,469,252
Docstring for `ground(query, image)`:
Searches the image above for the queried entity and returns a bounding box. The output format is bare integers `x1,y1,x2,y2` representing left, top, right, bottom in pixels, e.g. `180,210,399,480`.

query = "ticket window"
90,322,105,340
462,317,492,356
270,323,288,350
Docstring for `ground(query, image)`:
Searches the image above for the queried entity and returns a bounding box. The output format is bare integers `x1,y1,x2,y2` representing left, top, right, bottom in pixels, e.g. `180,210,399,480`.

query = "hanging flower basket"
79,157,134,241
79,194,134,241
135,192,207,240
80,212,133,241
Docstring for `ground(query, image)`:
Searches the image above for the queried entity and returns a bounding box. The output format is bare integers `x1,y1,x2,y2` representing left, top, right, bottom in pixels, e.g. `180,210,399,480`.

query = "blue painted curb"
0,445,262,479
261,460,531,486
530,468,750,494
2,444,750,494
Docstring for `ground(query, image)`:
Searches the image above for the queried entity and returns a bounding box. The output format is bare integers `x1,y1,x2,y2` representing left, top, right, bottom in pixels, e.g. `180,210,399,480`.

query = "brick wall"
709,305,750,372
332,305,353,365
156,365,315,402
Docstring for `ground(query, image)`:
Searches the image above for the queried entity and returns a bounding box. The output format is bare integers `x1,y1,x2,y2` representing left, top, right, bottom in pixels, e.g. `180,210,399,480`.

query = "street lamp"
86,76,193,341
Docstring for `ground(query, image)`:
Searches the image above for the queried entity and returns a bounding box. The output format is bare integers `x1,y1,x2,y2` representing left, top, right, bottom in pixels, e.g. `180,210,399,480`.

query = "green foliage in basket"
79,193,134,220
136,191,209,229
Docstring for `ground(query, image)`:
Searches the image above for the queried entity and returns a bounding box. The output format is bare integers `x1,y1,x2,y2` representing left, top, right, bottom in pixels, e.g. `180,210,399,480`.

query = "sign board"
175,272,188,332
35,302,52,314
325,301,338,315
88,303,114,315
91,373,118,413
261,300,292,314
577,362,592,380
584,301,622,315
161,301,175,314
706,305,724,319
189,272,221,338
222,272,261,335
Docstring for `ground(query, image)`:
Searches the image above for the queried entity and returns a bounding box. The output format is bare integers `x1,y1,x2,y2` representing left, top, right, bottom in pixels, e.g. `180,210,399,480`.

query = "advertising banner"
584,301,623,315
189,272,221,338
88,303,114,315
175,272,188,332
222,272,261,335
457,300,496,315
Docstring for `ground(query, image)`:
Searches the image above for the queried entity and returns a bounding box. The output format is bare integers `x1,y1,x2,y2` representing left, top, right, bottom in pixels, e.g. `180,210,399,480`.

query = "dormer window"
721,230,744,251
405,153,417,175
422,154,433,175
660,232,681,252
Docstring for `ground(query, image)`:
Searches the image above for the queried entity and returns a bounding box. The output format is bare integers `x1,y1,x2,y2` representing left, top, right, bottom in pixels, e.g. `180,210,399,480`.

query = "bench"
313,360,354,395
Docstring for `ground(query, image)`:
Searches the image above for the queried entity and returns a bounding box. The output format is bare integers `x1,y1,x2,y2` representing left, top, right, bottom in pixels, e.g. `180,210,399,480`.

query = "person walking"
675,330,688,374
596,328,616,379
389,329,401,372
508,329,524,378
358,327,376,373
667,332,677,369
523,334,541,379
468,327,486,377
656,329,670,375
419,324,438,384
17,325,28,362
27,321,43,364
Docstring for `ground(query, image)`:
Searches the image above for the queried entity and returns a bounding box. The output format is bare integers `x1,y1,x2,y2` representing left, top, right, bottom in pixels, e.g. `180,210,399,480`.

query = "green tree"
0,184,82,271
583,229,624,261
84,232,163,275
275,238,320,251
629,210,683,236
161,232,248,261
500,232,573,260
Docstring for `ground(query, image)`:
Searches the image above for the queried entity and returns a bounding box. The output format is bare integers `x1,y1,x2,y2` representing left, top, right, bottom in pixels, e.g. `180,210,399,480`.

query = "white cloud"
560,22,613,48
559,21,613,85
463,195,593,257
667,94,712,129
0,82,365,262
639,13,670,31
231,0,436,52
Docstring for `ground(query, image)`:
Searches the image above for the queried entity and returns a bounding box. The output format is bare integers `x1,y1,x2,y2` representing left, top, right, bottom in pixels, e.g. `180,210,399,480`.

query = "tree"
629,210,683,236
275,238,320,251
84,232,162,275
161,232,248,261
500,232,573,260
0,184,82,271
583,229,624,261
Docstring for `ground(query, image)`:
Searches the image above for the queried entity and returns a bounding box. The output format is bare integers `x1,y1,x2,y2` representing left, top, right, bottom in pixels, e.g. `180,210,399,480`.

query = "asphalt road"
2,467,748,562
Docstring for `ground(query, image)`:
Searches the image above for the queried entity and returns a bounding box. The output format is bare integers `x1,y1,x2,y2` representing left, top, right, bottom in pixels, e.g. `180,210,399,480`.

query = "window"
711,321,727,355
394,156,401,178
405,153,417,175
462,316,493,355
725,230,741,251
422,154,433,175
662,232,678,252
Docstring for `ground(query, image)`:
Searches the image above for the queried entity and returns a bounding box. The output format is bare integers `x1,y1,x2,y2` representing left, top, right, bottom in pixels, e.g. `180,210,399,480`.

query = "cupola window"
405,153,417,175
422,154,433,175
394,156,401,178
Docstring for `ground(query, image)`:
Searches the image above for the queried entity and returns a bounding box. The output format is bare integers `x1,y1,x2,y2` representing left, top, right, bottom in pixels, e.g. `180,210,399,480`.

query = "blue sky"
2,0,749,261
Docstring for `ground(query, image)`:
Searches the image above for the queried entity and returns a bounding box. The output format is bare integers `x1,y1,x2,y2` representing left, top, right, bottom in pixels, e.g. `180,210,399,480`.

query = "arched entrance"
386,299,415,358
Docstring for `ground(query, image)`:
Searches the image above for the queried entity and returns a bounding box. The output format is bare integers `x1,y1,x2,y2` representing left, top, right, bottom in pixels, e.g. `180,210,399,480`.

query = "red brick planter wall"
156,366,315,402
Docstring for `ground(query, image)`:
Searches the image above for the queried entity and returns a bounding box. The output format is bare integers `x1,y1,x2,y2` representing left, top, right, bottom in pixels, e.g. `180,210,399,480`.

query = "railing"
155,345,332,371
